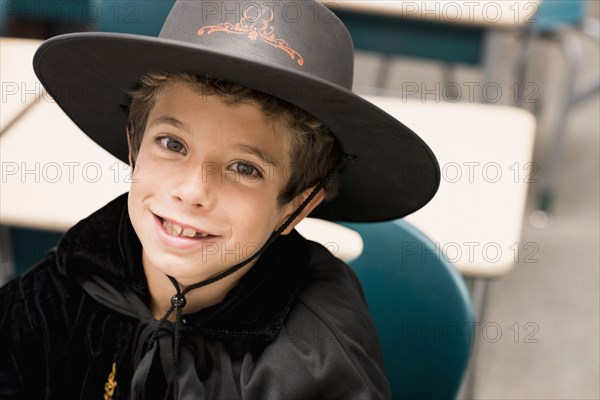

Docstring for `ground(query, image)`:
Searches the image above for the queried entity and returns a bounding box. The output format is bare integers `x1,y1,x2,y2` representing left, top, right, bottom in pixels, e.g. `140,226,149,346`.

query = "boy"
0,1,440,399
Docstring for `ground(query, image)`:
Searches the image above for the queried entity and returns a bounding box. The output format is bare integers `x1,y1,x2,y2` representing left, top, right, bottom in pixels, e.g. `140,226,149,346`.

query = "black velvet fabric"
0,193,391,399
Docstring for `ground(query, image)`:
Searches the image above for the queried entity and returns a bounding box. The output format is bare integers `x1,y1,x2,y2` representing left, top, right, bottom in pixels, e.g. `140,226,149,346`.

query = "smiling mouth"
158,217,216,239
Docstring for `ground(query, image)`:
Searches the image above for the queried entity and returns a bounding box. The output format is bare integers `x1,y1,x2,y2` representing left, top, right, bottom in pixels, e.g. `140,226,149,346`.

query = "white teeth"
162,219,173,235
162,218,209,239
173,224,183,236
182,228,196,238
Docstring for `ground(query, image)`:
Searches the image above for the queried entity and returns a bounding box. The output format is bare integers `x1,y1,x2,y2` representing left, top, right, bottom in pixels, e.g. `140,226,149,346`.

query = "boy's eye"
229,162,262,178
158,137,186,154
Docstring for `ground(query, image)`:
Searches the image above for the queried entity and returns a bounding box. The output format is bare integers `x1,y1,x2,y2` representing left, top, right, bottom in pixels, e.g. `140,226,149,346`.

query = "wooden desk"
0,39,536,276
366,96,536,277
0,94,535,276
323,1,542,95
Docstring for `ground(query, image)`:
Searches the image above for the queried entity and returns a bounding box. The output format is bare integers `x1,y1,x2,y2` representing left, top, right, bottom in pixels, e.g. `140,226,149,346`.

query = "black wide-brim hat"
33,0,440,222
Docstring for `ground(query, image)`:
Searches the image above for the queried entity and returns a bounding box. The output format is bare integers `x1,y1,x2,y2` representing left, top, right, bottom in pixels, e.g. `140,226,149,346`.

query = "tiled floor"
353,14,599,400
472,68,600,399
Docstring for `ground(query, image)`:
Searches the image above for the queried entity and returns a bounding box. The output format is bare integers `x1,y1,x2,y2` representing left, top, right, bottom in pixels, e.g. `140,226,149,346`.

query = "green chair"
93,0,175,36
8,227,63,276
533,0,588,33
0,0,4,35
331,9,484,66
0,0,95,37
514,0,598,221
342,220,474,399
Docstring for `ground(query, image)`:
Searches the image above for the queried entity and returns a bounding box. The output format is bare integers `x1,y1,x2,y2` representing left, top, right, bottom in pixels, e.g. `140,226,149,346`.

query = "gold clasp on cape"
104,362,118,400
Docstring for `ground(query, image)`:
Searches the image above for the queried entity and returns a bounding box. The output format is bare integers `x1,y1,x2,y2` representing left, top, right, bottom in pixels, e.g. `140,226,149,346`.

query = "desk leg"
375,54,394,92
482,29,505,104
442,63,460,101
537,33,582,215
0,226,15,286
512,28,535,107
457,277,489,399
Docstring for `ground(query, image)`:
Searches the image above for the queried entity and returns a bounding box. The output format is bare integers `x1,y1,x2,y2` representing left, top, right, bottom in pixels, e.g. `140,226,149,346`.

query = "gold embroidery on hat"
197,5,304,66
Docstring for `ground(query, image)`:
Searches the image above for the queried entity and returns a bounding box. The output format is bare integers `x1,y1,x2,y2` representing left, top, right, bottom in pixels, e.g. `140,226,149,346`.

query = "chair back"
93,0,175,36
534,0,588,32
342,220,474,399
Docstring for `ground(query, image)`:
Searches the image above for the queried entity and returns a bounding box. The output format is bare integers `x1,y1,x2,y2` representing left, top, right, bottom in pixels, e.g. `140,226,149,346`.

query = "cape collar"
56,193,310,341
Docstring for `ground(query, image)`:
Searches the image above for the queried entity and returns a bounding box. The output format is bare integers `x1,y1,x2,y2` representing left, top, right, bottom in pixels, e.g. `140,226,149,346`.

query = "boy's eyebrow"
235,144,279,166
149,115,191,133
149,115,279,166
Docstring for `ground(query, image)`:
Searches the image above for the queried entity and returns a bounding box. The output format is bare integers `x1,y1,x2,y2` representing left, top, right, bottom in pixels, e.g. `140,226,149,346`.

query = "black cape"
0,193,391,399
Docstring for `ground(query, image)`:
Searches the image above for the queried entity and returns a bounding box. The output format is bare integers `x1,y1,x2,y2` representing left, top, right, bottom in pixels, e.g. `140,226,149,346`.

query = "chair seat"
342,219,474,399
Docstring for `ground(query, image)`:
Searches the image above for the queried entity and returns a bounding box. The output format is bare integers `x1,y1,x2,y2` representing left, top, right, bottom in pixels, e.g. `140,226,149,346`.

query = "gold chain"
103,362,118,400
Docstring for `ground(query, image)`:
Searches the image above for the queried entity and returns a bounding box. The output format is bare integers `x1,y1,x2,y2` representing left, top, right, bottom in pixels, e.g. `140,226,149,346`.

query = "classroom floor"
471,39,600,399
353,13,599,400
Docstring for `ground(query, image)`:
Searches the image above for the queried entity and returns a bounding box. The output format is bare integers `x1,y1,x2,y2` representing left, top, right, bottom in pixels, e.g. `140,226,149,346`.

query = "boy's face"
127,82,318,286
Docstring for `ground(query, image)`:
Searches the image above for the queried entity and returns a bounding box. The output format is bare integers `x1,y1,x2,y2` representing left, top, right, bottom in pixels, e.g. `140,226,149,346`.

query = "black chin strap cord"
145,154,353,372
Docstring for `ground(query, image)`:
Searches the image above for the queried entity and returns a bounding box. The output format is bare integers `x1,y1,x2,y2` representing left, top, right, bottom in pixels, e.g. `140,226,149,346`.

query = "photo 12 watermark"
1,160,335,186
1,1,140,25
1,161,135,185
440,161,540,184
396,321,540,344
400,240,540,265
328,1,540,25
198,1,341,24
0,1,542,28
400,81,540,104
279,319,541,345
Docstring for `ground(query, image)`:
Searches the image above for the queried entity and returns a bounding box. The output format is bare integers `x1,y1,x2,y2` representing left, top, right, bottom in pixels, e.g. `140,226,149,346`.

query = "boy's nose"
169,162,218,208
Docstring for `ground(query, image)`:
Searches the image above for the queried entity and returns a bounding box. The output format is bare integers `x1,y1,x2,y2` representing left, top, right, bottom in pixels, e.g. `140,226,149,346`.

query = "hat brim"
33,32,440,222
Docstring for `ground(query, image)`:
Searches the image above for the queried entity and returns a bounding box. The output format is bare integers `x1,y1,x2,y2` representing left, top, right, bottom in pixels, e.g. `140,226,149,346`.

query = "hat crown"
33,0,439,222
159,0,354,89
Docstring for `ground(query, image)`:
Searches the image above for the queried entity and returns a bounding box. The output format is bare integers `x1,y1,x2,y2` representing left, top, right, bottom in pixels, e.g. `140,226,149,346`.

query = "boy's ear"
278,187,325,235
